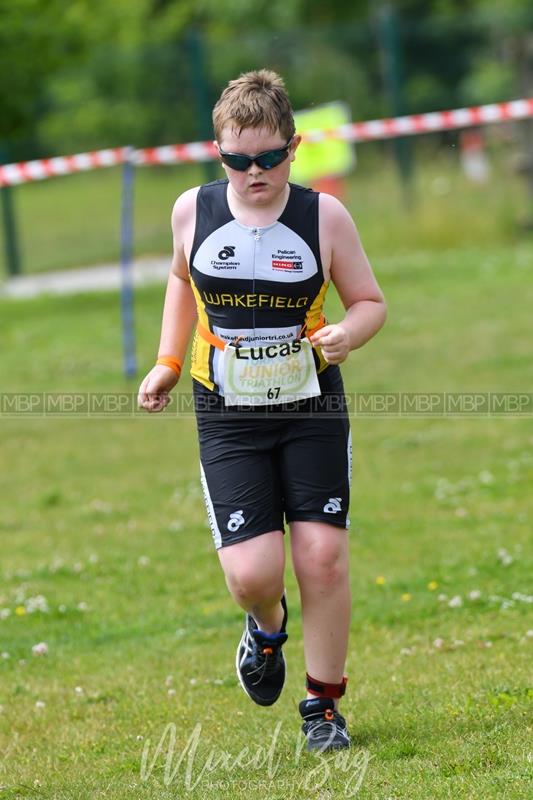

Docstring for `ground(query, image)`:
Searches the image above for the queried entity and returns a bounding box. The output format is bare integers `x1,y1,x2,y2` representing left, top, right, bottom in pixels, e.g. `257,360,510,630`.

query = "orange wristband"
156,355,182,377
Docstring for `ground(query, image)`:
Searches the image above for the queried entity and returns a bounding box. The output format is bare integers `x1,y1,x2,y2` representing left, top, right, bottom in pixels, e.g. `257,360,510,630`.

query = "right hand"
137,365,180,412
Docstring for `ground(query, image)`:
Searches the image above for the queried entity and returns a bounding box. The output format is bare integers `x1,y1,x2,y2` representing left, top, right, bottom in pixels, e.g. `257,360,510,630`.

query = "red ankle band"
306,673,348,699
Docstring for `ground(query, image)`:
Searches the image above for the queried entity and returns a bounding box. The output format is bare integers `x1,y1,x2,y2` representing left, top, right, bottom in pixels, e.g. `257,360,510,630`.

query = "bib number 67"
267,386,281,400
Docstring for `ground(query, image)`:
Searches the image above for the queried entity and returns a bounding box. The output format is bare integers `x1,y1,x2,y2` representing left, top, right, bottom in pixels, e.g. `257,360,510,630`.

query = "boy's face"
216,125,300,206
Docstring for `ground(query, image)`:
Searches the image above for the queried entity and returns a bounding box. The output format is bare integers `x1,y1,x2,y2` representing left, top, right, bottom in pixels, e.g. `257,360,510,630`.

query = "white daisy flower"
26,595,49,613
400,647,414,656
89,498,113,514
497,548,513,566
512,593,533,603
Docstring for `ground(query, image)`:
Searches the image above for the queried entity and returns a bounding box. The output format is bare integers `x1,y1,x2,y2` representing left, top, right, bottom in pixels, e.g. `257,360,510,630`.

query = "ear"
213,140,227,172
289,134,302,161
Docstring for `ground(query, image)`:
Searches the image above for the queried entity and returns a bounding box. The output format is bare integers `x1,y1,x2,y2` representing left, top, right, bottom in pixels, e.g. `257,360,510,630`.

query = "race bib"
222,338,321,406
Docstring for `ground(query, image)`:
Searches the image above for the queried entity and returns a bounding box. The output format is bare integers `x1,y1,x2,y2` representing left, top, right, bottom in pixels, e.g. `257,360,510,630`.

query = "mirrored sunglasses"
218,139,293,172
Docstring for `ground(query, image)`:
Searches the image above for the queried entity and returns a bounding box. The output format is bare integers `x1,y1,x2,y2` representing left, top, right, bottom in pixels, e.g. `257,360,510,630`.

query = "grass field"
1,171,532,798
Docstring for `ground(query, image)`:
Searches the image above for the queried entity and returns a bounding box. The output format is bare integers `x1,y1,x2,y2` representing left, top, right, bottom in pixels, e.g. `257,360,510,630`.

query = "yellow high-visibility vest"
291,101,355,184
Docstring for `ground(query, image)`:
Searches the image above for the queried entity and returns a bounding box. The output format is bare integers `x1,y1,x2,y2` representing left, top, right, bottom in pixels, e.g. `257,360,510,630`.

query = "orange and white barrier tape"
311,98,533,142
0,147,129,187
134,142,217,166
1,98,532,187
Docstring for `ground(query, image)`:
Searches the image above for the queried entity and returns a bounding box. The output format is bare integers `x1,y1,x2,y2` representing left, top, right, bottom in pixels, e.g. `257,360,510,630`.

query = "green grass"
1,195,533,797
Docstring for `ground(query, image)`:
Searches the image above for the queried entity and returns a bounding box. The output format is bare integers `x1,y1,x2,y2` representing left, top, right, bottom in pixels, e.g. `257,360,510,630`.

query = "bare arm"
156,274,197,364
310,193,387,363
137,189,199,411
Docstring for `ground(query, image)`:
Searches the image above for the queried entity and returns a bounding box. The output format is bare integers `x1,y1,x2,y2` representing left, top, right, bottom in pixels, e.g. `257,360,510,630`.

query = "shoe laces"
248,641,283,684
304,708,346,740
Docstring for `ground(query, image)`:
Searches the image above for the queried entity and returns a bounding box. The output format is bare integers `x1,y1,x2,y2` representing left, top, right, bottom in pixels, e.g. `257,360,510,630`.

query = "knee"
296,538,349,589
225,566,283,606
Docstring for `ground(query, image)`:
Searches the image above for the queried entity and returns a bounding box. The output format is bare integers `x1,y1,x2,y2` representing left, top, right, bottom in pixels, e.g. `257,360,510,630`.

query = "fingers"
137,376,149,409
321,348,347,365
137,363,181,412
139,391,171,412
310,325,343,346
145,392,171,412
310,325,349,364
137,375,171,413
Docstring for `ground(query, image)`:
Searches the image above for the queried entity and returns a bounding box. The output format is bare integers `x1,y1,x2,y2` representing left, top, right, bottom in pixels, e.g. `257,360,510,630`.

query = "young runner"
138,70,387,751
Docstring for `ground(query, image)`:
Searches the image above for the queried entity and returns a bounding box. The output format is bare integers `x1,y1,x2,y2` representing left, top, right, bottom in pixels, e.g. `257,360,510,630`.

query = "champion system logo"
218,245,236,260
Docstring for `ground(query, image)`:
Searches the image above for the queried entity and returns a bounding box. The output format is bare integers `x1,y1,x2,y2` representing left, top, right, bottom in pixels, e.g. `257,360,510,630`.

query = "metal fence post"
377,4,415,203
0,145,21,276
185,29,218,182
120,147,137,378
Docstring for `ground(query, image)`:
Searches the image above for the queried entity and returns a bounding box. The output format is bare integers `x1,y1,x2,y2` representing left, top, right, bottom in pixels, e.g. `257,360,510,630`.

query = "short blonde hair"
213,69,295,142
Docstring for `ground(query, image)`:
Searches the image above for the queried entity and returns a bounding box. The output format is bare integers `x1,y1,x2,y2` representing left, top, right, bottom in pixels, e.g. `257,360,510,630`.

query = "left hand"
309,324,350,364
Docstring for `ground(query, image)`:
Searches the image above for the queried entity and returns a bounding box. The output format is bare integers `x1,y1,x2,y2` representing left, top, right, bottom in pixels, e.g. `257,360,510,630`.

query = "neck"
227,184,290,227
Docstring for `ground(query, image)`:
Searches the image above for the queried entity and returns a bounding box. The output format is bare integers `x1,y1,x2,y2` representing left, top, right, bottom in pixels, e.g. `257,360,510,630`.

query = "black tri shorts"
193,365,351,549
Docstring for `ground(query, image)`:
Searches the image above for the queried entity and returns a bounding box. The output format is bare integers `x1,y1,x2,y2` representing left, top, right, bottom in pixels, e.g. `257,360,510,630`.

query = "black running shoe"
235,594,288,706
299,697,351,752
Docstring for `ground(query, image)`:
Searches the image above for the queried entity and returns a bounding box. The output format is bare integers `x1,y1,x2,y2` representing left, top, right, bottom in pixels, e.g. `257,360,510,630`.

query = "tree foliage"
1,0,532,160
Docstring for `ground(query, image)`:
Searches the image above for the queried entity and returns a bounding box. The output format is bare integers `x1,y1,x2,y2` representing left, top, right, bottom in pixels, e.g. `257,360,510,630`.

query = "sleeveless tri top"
188,179,330,394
